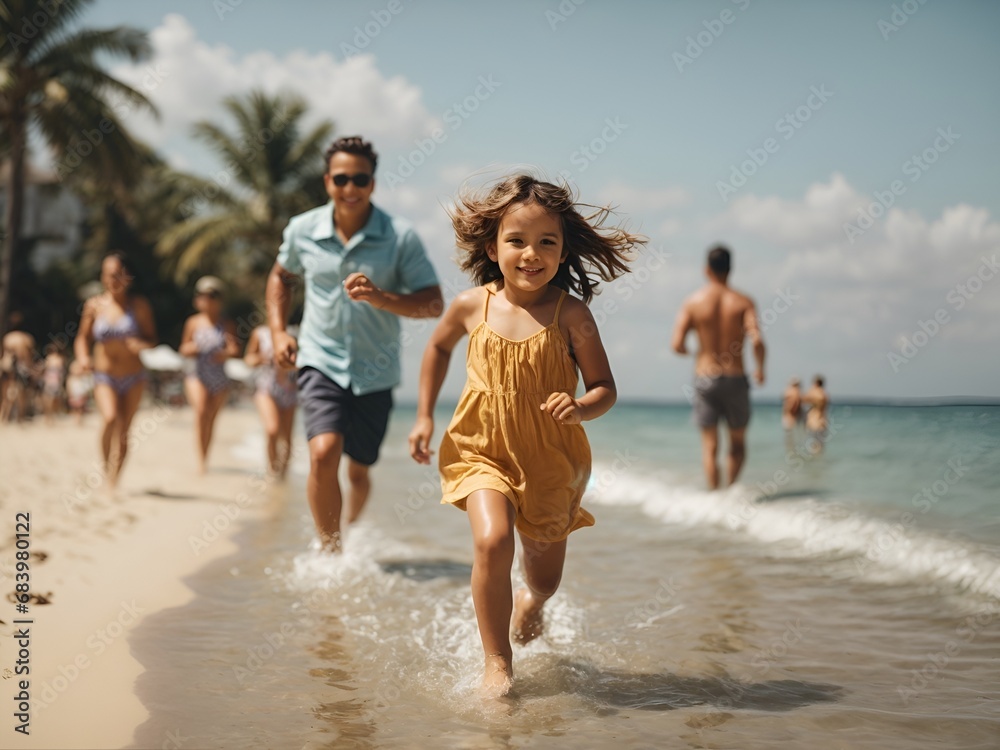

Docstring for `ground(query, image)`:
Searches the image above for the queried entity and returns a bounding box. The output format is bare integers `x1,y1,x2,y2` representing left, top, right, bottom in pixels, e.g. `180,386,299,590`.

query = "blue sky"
83,0,1000,401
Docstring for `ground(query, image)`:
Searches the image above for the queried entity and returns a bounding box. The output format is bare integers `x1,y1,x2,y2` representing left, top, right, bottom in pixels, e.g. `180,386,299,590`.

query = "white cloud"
719,176,1000,360
714,172,859,247
111,14,438,161
928,205,1000,252
712,174,1000,290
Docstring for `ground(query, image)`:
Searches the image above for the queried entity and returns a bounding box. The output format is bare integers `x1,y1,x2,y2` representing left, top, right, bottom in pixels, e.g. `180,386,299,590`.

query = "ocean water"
130,403,1000,749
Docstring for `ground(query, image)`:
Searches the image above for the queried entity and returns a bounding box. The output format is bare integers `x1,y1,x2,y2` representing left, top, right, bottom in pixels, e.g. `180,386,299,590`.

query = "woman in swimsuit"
74,253,157,490
180,276,241,474
244,324,297,479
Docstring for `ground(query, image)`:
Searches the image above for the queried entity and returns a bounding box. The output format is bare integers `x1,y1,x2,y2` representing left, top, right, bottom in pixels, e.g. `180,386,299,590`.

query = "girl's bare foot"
481,652,513,697
512,588,544,644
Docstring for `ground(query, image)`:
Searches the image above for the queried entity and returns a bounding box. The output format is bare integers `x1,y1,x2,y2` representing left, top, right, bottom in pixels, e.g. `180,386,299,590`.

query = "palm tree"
73,146,213,343
0,0,155,336
156,90,333,286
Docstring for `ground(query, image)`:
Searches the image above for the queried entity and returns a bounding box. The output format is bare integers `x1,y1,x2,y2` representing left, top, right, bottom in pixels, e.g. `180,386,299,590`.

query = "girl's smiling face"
488,201,566,293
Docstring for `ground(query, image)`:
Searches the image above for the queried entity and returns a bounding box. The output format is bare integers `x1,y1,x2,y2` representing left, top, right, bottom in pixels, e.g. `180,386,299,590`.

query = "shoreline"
0,404,273,749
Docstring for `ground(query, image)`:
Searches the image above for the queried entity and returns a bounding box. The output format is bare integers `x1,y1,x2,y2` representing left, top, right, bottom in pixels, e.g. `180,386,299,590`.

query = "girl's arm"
178,317,198,357
74,299,96,369
543,298,617,424
408,289,479,464
243,329,263,367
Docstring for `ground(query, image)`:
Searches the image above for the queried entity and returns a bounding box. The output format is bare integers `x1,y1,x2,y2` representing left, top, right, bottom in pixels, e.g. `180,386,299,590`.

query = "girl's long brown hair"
449,174,645,303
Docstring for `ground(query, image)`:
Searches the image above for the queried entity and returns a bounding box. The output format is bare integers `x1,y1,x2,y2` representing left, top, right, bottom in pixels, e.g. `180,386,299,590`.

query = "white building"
0,161,85,273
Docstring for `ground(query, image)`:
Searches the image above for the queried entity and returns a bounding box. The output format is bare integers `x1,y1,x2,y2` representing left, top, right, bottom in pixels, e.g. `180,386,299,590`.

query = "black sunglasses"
198,290,222,300
330,172,372,188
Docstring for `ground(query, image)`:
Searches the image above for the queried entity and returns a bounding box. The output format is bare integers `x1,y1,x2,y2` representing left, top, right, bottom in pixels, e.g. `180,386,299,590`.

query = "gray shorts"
693,375,750,429
297,367,393,465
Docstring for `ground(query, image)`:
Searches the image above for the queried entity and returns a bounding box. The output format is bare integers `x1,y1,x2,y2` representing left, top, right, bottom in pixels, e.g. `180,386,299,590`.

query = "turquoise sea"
130,402,1000,749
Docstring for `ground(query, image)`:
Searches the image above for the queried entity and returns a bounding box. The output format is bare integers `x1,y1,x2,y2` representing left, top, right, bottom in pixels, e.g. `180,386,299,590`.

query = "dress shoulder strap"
483,284,493,323
552,289,568,326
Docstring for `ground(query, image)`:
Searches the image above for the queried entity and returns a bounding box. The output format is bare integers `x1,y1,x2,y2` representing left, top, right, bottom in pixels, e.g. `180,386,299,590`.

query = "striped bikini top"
93,304,140,342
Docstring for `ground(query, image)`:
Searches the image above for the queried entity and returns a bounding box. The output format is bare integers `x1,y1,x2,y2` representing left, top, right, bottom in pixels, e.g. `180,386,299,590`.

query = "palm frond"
286,120,334,176
1,0,93,62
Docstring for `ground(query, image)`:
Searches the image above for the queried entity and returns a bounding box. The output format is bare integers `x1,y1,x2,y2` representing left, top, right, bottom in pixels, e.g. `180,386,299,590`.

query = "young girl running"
244,323,298,478
408,174,643,696
180,276,241,474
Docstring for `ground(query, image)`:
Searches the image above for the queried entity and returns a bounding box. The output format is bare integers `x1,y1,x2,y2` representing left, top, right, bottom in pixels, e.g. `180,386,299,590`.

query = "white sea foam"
587,462,1000,600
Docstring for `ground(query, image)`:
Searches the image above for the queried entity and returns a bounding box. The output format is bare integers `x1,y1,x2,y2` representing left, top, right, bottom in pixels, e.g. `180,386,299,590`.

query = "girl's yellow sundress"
438,285,595,542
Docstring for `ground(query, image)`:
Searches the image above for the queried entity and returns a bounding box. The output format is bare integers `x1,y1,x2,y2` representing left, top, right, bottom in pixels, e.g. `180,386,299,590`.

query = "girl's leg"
201,388,228,470
109,380,145,488
92,383,119,485
466,489,516,694
514,535,567,644
276,406,296,478
253,391,281,473
184,377,209,473
43,393,56,424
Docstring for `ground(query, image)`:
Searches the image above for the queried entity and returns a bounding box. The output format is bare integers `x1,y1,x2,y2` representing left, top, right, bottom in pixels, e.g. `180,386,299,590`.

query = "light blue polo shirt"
276,202,439,395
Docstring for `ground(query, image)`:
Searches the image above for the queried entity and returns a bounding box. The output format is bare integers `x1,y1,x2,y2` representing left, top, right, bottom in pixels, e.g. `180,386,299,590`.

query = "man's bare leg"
345,458,372,523
700,426,720,490
307,432,345,551
727,427,747,486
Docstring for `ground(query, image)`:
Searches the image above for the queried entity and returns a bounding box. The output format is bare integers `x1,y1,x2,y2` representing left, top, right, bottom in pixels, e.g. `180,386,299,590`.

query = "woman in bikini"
180,276,241,474
74,253,157,490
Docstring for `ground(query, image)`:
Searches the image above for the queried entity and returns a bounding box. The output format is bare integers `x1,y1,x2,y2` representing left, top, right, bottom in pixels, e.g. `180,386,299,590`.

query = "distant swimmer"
672,245,765,489
804,375,829,454
782,376,804,441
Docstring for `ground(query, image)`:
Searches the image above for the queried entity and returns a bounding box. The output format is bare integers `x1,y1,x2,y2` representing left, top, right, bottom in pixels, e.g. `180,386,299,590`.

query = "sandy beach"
0,404,270,750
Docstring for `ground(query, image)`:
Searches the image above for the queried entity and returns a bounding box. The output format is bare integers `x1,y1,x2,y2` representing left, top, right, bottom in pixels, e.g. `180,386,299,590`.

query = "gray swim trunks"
693,375,750,429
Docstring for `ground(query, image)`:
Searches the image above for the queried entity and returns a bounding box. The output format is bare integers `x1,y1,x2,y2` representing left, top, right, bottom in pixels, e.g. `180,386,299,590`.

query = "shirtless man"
782,377,803,444
804,375,829,454
1,312,38,423
672,245,765,489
